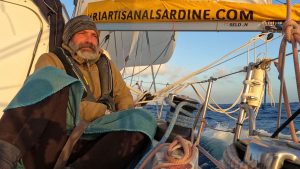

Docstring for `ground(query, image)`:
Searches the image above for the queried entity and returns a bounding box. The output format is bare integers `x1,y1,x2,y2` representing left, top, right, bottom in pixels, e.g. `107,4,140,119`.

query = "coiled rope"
153,136,198,169
136,101,198,169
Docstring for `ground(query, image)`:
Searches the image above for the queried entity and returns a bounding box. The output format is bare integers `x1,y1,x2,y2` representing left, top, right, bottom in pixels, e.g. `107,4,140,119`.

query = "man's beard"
69,41,100,61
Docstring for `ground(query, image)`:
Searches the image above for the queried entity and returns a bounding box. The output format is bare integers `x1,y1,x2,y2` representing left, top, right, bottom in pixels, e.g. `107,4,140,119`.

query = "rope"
284,20,300,44
135,101,196,169
149,64,162,91
193,83,241,120
284,0,300,100
166,98,198,128
154,33,272,98
265,71,276,107
274,0,299,143
193,69,245,84
153,136,197,169
196,34,281,79
129,33,141,86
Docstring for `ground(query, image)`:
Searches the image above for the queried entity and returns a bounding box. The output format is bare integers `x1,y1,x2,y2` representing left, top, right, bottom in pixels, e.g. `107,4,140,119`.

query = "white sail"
99,31,177,70
0,0,50,115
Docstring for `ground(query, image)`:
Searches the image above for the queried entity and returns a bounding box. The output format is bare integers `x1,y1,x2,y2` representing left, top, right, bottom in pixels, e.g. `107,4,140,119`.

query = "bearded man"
0,15,156,169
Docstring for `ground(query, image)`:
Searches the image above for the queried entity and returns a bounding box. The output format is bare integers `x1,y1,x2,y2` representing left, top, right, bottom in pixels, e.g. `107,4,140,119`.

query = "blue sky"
61,0,299,103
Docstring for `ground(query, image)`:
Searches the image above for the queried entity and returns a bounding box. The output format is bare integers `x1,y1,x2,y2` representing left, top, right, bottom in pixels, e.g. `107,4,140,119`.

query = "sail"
0,0,50,115
98,31,177,69
84,0,300,23
81,0,300,31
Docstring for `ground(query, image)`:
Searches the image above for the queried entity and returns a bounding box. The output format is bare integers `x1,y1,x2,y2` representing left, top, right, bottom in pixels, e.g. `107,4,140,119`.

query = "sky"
60,0,300,104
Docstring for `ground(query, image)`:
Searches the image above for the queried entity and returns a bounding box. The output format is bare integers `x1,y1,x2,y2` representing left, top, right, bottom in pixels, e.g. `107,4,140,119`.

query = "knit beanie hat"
62,15,98,45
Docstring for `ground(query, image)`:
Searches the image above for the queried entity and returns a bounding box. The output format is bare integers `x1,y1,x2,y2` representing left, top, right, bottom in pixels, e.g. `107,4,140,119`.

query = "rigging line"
124,32,175,79
146,31,158,92
196,83,241,117
148,33,174,91
130,32,141,86
154,33,275,97
127,32,144,81
126,32,172,80
216,69,246,80
206,92,241,114
120,32,125,74
113,31,118,66
191,80,241,113
128,79,170,86
287,49,300,56
149,64,162,91
137,32,144,82
120,35,126,76
193,69,245,84
121,31,138,77
274,0,285,4
253,49,299,68
138,32,144,82
205,35,282,73
148,34,169,90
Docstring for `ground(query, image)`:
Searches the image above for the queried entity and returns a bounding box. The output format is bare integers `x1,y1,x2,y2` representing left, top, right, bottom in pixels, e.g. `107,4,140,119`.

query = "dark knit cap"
62,15,98,45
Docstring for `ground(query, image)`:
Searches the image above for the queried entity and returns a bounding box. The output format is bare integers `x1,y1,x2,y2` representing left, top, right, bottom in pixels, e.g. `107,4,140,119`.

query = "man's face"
69,29,100,60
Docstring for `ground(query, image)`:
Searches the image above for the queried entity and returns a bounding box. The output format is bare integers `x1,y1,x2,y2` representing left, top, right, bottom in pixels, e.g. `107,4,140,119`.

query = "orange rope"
275,0,299,143
165,136,193,164
153,136,197,169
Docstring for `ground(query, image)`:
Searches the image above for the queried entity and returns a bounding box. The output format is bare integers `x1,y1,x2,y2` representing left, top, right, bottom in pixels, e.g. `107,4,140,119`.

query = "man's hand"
97,96,116,112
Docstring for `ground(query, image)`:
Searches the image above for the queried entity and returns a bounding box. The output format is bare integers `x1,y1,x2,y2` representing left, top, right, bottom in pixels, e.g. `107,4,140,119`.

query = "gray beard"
76,50,99,61
68,41,100,61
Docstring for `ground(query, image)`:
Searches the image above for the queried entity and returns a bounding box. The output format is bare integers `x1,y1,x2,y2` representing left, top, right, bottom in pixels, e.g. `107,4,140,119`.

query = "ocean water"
143,102,300,168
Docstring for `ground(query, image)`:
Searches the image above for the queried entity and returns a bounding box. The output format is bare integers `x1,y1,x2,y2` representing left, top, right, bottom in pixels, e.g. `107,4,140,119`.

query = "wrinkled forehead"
74,29,98,35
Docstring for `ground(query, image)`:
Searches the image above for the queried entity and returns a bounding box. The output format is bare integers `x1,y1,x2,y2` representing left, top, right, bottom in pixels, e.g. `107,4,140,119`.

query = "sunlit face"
68,29,100,60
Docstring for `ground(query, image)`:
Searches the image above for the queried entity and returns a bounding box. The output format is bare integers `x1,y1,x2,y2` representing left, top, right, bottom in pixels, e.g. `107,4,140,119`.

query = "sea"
143,102,300,169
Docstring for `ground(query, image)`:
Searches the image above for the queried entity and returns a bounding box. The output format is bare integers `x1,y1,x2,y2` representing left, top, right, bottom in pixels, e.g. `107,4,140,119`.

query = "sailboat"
1,0,300,168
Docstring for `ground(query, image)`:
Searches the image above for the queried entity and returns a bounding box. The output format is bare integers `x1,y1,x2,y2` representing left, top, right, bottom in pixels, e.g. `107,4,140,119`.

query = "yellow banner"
83,0,300,23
